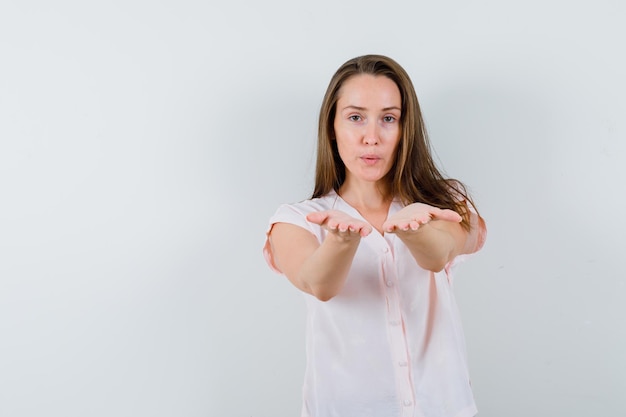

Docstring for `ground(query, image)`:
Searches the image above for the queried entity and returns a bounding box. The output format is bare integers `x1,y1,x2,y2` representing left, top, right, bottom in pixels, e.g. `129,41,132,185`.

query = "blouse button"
383,247,389,253
386,280,394,287
403,400,412,406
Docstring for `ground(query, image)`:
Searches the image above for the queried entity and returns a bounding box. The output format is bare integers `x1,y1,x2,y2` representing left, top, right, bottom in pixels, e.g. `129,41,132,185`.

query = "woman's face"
333,74,402,187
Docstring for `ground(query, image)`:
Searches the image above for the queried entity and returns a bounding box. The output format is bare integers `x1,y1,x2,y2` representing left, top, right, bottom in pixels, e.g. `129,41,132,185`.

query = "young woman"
263,54,487,417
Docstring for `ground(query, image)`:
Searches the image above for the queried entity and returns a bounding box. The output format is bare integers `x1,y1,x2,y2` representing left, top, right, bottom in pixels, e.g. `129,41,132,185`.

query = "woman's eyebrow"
341,105,401,112
342,105,366,111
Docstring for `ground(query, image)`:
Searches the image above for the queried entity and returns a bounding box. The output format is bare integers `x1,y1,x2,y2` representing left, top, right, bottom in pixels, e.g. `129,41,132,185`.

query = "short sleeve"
465,199,487,254
262,203,324,274
445,183,487,273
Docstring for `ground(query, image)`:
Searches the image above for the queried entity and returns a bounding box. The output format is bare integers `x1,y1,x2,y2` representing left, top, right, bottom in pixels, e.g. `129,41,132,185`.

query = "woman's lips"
361,155,381,165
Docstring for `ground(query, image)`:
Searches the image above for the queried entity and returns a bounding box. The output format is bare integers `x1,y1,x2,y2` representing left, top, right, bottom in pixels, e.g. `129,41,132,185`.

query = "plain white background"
1,1,624,416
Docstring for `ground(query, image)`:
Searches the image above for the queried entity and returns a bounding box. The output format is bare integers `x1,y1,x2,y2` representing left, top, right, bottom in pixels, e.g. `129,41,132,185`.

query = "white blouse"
264,191,486,417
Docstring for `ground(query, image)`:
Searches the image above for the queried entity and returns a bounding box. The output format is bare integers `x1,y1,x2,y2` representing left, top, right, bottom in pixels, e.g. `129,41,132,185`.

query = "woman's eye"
349,115,362,122
383,116,396,123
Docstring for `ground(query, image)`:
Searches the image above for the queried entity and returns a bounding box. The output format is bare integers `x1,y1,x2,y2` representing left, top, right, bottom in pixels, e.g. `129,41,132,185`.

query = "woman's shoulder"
265,193,337,245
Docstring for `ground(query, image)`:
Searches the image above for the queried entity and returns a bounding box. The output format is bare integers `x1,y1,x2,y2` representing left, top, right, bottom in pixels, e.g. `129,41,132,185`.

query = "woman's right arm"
268,210,371,301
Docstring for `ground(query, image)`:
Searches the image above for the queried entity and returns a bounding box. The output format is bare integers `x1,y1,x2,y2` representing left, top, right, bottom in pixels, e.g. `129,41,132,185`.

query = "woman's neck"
338,180,392,213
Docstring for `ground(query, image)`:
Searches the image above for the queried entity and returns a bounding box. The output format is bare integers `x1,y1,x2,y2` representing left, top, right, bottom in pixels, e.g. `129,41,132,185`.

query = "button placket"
381,244,415,417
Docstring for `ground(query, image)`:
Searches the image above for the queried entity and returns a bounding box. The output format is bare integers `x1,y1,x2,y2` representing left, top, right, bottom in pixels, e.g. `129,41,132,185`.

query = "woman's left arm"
383,203,485,272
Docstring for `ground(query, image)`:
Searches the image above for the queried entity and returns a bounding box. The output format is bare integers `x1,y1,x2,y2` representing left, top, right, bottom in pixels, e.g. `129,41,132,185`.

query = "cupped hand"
306,210,373,238
382,203,462,233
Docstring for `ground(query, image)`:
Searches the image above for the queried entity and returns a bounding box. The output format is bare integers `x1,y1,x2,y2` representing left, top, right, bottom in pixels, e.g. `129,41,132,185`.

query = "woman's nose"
363,122,379,145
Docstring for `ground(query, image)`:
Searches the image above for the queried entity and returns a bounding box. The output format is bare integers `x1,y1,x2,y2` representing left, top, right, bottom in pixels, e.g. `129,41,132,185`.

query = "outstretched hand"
382,203,461,234
307,210,373,239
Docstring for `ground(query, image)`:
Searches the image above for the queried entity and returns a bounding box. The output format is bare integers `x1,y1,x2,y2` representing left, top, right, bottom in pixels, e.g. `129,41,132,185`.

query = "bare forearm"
397,222,458,272
297,234,360,301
